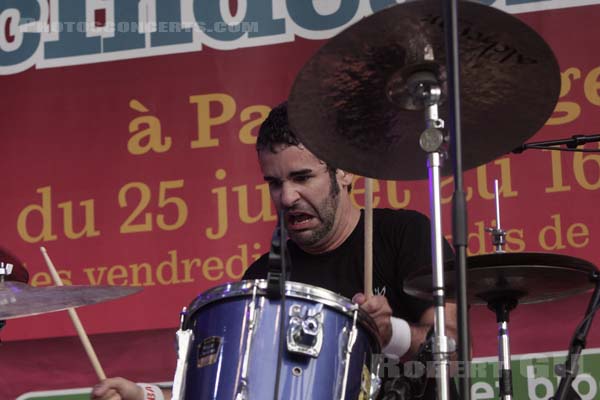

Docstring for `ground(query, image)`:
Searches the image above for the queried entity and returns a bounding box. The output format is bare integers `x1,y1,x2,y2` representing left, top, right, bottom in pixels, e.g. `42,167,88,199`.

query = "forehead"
258,145,324,175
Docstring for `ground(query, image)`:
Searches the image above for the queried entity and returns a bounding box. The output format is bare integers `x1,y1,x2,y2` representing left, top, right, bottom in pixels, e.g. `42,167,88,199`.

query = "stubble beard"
288,181,340,249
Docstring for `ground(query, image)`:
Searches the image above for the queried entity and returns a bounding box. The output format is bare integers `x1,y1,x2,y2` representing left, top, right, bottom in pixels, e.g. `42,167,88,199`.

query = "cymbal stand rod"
491,180,506,253
420,84,452,400
498,320,512,400
486,179,506,253
494,180,501,232
487,180,513,400
489,299,517,400
427,150,452,400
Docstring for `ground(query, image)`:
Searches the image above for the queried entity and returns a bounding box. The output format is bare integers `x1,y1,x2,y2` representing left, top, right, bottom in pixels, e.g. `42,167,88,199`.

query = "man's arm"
91,378,171,400
353,294,457,360
407,302,457,359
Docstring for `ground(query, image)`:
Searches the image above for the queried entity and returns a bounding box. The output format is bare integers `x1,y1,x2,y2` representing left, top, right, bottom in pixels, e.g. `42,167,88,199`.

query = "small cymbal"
0,282,142,320
288,0,560,180
0,248,29,284
404,253,598,305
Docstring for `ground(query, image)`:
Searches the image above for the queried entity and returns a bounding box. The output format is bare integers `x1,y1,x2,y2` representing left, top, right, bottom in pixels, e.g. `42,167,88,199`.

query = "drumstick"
40,247,107,381
364,177,373,298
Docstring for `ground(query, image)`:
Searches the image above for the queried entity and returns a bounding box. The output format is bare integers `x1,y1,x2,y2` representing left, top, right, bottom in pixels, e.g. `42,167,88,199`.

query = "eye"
267,179,282,188
293,175,311,183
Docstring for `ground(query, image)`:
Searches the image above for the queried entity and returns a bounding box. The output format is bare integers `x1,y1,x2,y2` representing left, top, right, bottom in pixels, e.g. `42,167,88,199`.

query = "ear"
337,169,355,189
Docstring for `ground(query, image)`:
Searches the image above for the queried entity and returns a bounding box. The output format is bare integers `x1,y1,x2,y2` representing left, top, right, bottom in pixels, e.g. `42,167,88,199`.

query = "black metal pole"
552,271,600,400
442,1,471,399
512,134,600,153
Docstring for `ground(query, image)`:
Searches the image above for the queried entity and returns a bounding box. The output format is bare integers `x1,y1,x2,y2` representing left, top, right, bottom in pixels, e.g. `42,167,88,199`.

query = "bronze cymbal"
404,253,598,305
288,0,560,180
0,282,142,320
0,248,29,283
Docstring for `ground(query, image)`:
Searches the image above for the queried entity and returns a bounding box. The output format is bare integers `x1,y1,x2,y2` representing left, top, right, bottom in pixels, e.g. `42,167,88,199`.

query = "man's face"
258,145,340,249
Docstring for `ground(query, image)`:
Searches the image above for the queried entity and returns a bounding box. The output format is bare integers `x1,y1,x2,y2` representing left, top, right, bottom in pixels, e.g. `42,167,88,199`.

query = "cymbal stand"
398,66,453,400
486,181,513,400
551,271,600,400
442,1,471,398
0,261,13,283
487,295,517,400
486,180,506,254
0,262,13,334
424,82,453,400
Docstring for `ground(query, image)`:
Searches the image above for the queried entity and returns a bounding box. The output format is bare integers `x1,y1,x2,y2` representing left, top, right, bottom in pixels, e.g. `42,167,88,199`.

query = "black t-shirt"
243,208,453,324
243,208,458,399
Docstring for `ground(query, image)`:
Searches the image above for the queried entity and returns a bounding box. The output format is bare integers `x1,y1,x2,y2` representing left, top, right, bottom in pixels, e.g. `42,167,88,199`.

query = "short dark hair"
257,101,350,194
256,101,298,153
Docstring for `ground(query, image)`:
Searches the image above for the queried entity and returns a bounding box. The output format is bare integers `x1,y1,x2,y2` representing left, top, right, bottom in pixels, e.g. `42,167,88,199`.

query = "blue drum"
173,280,381,400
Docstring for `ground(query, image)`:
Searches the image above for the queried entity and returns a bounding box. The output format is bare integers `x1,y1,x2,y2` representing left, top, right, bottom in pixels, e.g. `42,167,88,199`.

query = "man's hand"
352,293,393,346
91,377,144,400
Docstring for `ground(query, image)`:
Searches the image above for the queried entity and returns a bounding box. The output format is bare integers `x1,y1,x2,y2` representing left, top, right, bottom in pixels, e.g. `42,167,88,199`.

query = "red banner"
1,1,600,397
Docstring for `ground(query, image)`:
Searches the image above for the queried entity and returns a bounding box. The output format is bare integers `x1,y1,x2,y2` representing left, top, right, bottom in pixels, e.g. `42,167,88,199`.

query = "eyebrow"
263,168,315,181
289,169,314,178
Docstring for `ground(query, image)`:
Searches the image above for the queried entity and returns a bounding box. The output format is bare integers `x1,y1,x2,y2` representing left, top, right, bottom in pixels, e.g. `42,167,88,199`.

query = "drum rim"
187,279,381,347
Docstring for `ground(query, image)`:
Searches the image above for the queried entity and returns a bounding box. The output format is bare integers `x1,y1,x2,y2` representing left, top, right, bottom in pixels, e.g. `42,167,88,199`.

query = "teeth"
290,214,310,223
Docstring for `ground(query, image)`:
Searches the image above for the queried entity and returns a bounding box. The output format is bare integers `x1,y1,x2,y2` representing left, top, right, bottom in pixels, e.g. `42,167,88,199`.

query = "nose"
279,181,300,208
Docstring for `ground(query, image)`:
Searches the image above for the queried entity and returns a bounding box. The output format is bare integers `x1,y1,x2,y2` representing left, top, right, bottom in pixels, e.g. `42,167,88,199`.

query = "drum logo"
197,336,222,368
374,286,387,296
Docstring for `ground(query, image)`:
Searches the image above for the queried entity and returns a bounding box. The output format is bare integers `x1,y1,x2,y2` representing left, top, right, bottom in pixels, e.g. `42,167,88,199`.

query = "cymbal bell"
0,281,142,320
404,252,598,305
288,0,560,180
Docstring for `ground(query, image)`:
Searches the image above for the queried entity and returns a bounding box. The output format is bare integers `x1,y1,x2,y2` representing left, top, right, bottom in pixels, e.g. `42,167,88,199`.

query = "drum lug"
286,303,323,357
236,284,259,399
338,309,359,399
234,383,249,400
369,358,383,400
171,307,194,400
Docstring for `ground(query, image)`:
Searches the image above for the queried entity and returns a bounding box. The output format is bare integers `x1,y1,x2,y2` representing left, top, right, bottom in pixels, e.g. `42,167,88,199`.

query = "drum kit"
170,1,598,400
3,1,600,400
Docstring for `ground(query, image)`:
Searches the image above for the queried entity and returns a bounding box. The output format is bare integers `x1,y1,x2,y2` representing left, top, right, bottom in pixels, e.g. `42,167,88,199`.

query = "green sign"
471,348,600,399
16,349,600,399
17,389,90,400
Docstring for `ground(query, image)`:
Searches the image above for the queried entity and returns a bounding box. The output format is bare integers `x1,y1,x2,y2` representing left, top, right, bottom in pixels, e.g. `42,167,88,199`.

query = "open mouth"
286,212,314,229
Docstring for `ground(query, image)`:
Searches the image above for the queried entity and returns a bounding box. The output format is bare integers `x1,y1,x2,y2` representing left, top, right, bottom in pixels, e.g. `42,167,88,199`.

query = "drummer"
91,102,458,400
244,101,457,361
